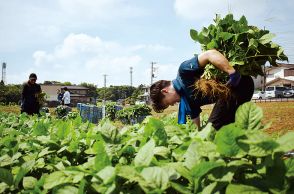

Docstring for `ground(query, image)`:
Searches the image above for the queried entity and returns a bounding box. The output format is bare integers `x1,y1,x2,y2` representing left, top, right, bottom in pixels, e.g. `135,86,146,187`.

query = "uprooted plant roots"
194,78,230,100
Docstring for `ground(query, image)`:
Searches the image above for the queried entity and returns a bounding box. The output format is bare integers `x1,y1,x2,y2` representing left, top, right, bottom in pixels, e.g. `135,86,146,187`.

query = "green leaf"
134,139,155,167
94,141,111,172
141,167,169,190
191,161,224,192
202,182,228,194
143,118,165,144
239,130,279,157
116,165,142,181
0,182,9,193
197,122,215,140
0,154,14,167
91,182,116,194
284,158,294,178
43,171,71,190
184,140,219,169
56,121,72,139
23,176,37,189
226,184,267,194
259,33,275,44
78,179,86,194
14,160,35,187
153,127,168,146
191,161,224,179
277,47,284,57
235,102,263,130
219,32,234,41
215,123,245,157
230,61,245,66
248,38,258,49
276,131,294,152
170,182,192,194
54,185,79,194
38,147,55,158
97,119,119,142
97,166,115,185
174,164,192,182
190,29,199,41
33,120,49,136
153,146,170,159
0,167,13,186
207,40,218,49
239,15,248,26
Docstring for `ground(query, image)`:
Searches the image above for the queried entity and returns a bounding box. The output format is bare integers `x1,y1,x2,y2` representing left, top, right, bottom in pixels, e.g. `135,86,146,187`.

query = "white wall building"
253,63,294,89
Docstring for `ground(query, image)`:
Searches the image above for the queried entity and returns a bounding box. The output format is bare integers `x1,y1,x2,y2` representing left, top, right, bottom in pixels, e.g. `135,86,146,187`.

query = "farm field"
0,102,293,193
1,101,294,134
152,101,294,134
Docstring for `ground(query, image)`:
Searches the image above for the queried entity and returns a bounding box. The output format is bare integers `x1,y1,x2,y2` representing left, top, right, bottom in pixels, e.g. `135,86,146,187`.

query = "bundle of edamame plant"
190,14,288,98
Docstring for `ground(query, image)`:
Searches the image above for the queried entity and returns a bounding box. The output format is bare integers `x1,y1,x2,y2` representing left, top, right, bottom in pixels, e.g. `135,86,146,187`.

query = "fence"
76,103,123,124
77,103,103,124
252,98,294,103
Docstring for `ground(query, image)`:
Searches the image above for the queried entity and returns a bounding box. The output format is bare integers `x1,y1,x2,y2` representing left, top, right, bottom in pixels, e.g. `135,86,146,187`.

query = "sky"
1,0,294,87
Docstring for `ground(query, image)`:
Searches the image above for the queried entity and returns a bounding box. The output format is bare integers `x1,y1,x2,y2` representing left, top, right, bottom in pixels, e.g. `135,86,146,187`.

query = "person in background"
21,73,42,115
57,89,64,105
62,87,71,106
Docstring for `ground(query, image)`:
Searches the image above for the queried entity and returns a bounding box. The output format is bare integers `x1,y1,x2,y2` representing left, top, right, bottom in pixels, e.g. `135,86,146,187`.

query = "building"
253,63,294,89
138,86,150,104
266,63,294,87
41,84,91,107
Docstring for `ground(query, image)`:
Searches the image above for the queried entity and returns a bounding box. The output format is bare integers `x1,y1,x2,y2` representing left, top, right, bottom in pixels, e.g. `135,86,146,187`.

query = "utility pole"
263,65,266,91
130,67,133,87
103,74,107,89
151,62,156,85
102,74,108,118
1,62,6,85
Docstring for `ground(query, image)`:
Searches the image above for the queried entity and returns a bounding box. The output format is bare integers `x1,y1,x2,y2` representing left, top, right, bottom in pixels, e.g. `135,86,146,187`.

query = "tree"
80,82,98,100
0,84,22,104
63,82,72,86
96,85,144,102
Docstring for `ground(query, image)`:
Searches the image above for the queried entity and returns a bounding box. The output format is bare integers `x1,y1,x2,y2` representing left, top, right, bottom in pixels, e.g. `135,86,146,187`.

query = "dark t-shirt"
172,56,213,119
21,82,41,113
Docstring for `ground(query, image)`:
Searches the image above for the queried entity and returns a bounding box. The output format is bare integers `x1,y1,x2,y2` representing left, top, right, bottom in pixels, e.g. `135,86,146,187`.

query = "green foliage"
79,82,98,99
96,85,146,102
0,84,22,104
0,102,293,193
105,102,117,120
116,104,151,123
190,14,288,80
55,105,78,119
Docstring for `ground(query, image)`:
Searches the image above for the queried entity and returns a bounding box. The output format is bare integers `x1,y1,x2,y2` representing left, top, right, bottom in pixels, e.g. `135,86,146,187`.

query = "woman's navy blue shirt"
172,56,213,121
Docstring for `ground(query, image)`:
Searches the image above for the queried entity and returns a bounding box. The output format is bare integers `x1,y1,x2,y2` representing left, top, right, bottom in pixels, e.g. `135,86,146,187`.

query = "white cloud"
153,63,178,81
130,44,173,52
58,0,144,20
174,0,268,22
32,33,173,86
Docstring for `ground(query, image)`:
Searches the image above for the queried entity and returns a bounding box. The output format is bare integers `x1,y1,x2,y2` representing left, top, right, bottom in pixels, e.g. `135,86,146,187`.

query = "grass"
0,105,77,116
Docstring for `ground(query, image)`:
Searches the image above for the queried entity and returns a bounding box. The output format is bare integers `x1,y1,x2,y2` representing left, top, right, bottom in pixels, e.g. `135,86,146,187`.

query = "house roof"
40,84,89,90
266,63,294,72
276,63,294,68
266,77,294,86
62,86,88,90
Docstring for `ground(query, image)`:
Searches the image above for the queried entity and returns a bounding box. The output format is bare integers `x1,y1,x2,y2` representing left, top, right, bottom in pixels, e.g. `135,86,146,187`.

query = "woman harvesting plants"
150,14,288,130
150,49,253,129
